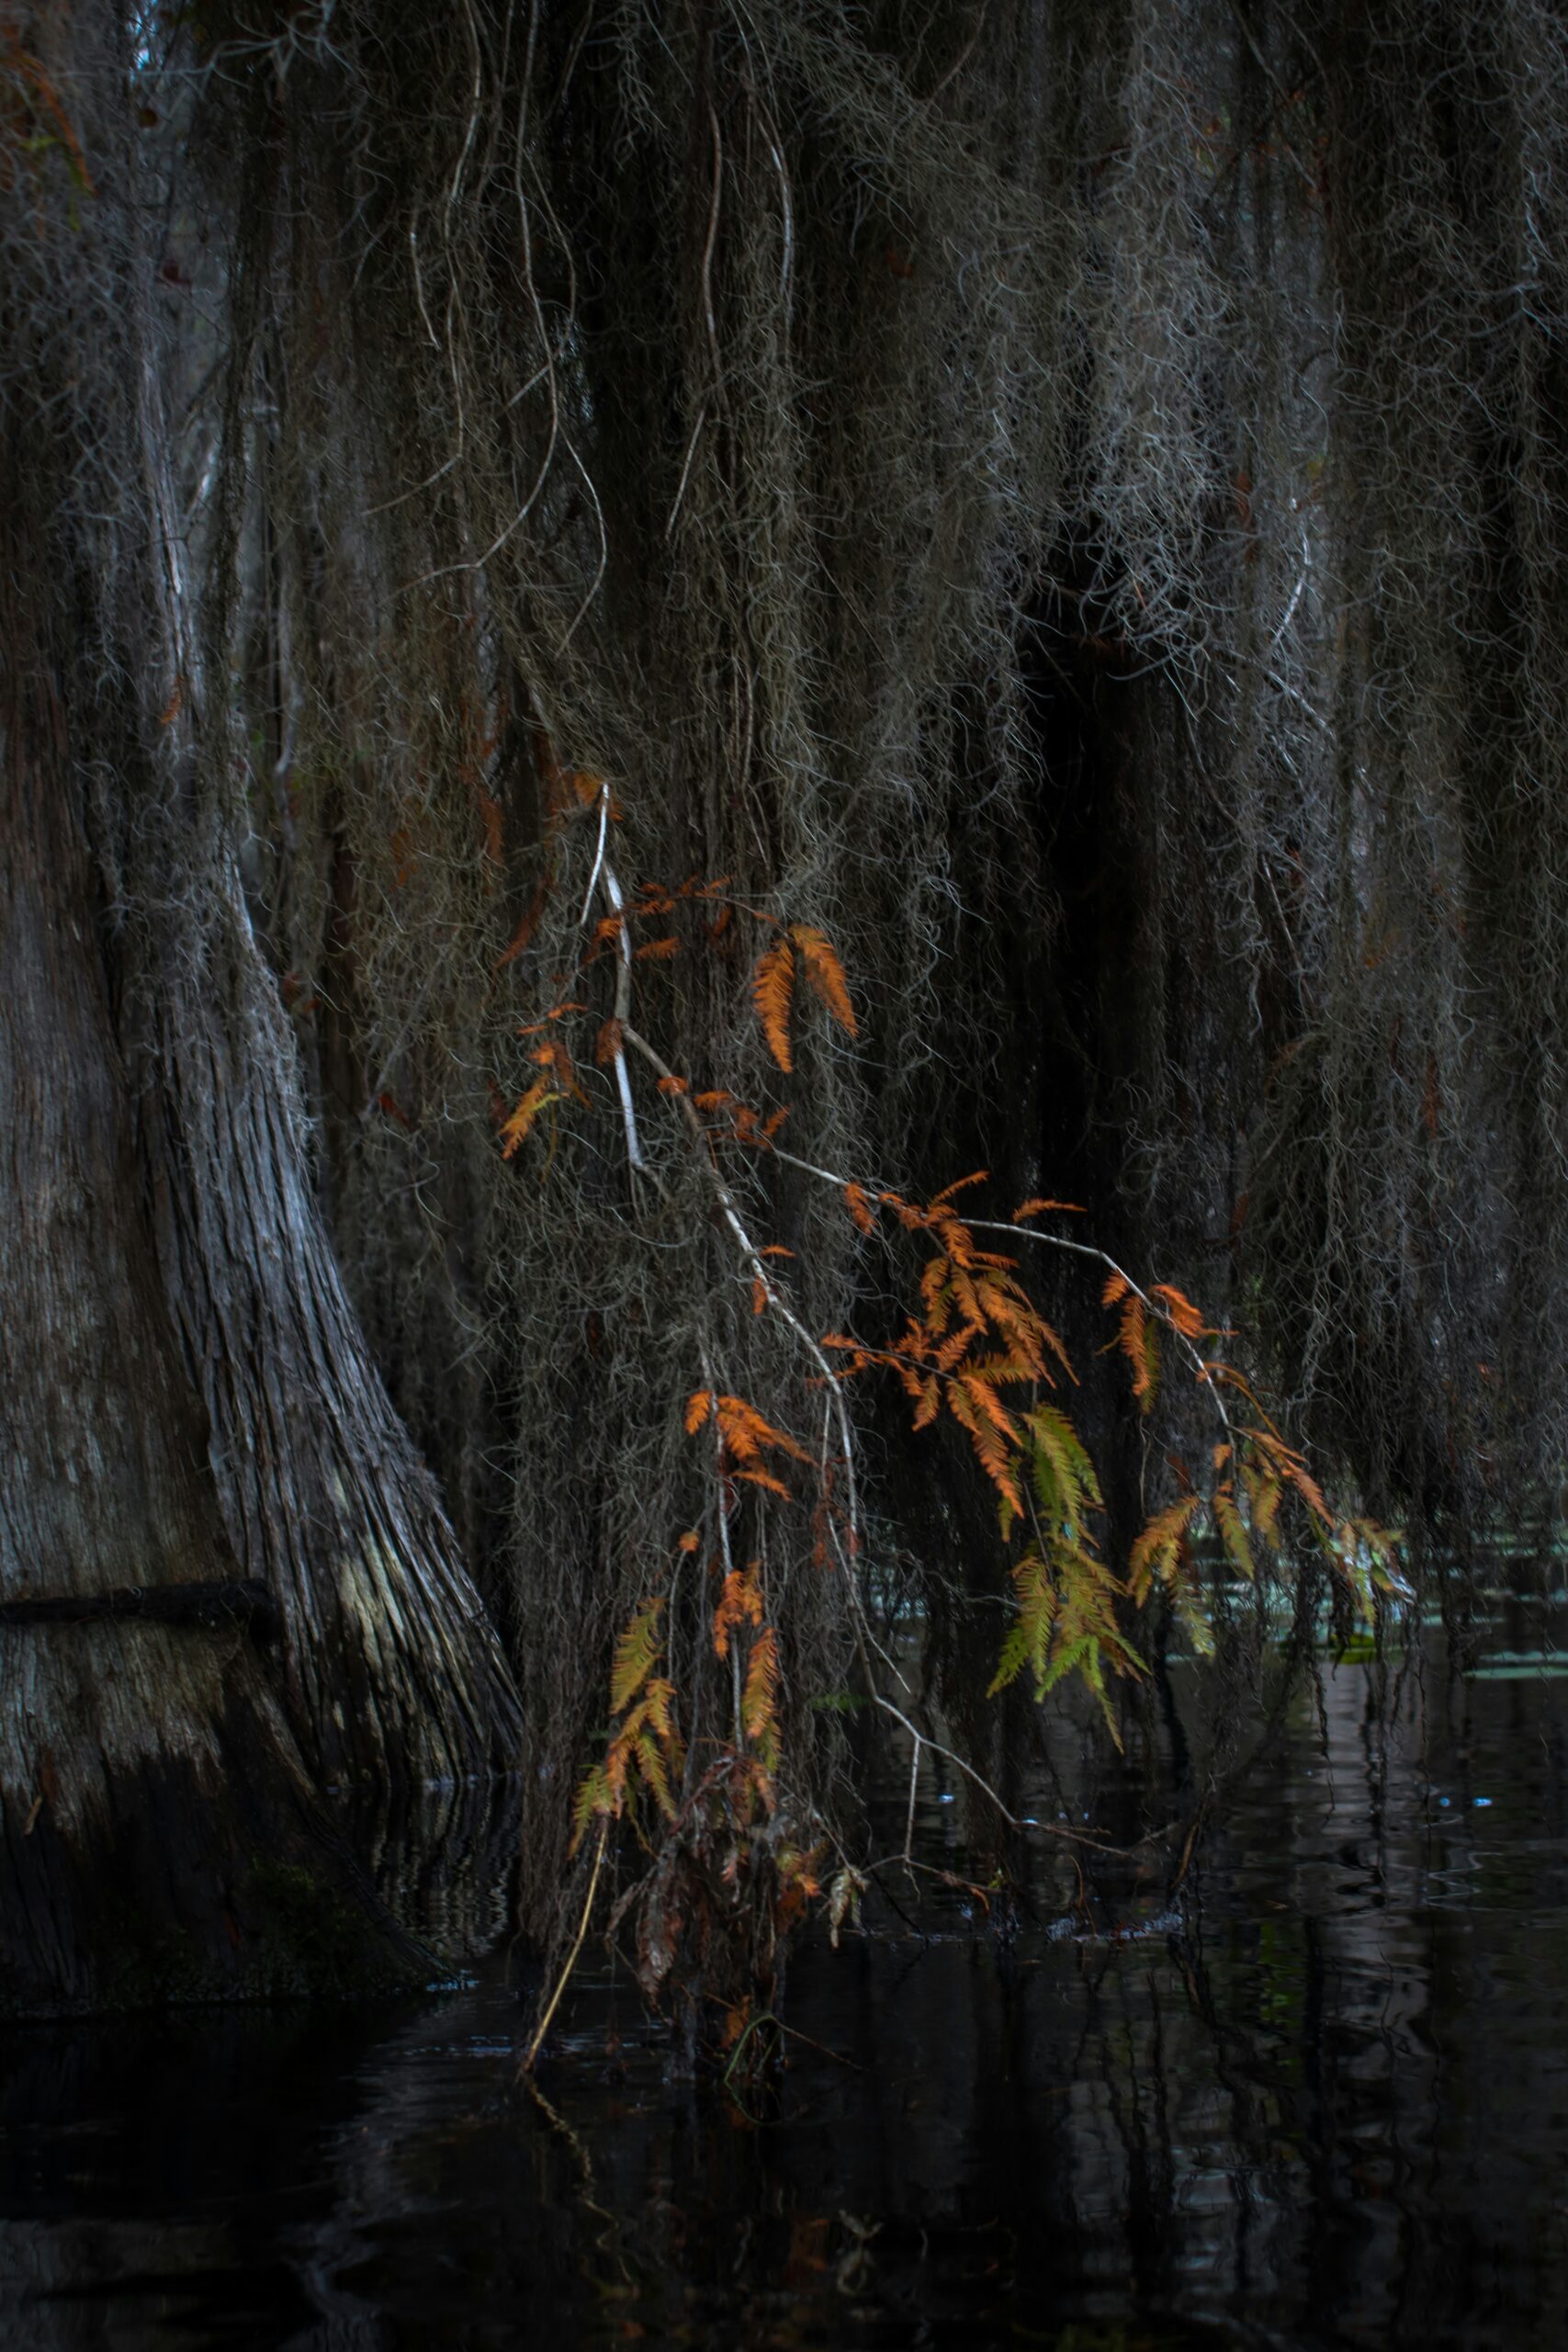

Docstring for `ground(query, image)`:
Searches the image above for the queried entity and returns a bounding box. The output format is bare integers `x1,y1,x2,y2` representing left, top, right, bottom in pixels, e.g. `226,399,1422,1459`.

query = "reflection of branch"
523,2067,640,2294
874,1697,1021,1838
870,1695,1182,1860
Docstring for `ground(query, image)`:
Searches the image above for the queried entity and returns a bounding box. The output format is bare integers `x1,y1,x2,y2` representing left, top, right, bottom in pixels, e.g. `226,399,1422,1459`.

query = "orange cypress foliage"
1213,1487,1256,1580
919,1251,953,1325
610,1597,665,1712
752,934,795,1070
517,1001,587,1035
789,925,858,1037
520,862,1404,1873
529,1037,589,1103
983,1280,1075,1385
707,1100,792,1148
1244,1425,1332,1527
499,1077,559,1158
931,1321,978,1374
843,1182,874,1234
712,1566,765,1658
1242,1451,1286,1550
572,1597,685,1851
1286,1458,1332,1521
1117,1291,1159,1410
721,1396,811,1463
735,1464,792,1498
741,1627,782,1765
685,1390,810,1468
1150,1282,1210,1340
957,1371,1021,1444
684,1389,715,1434
1128,1493,1201,1605
945,1380,1024,1513
929,1170,988,1208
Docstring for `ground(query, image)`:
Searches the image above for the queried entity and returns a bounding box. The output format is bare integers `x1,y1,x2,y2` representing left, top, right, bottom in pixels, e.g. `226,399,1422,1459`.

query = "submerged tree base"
0,1658,438,2020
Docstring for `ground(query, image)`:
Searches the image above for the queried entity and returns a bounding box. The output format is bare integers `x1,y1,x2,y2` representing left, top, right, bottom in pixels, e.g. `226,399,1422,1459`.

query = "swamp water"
5,1600,1568,2349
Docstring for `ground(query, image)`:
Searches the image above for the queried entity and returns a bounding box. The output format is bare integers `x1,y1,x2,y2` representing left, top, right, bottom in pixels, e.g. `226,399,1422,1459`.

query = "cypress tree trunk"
0,0,518,2008
0,473,435,2011
133,793,525,1798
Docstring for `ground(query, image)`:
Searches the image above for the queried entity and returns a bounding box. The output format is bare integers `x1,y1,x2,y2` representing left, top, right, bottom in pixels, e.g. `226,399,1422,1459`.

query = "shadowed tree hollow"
5,0,1568,2019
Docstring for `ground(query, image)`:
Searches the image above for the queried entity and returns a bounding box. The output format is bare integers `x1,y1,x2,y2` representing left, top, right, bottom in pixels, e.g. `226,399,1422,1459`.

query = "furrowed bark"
139,877,524,1794
0,486,429,2011
128,1,513,1799
0,0,518,2007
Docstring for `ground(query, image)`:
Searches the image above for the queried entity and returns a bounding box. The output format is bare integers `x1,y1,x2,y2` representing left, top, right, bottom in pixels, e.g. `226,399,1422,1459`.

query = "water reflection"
4,1614,1568,2346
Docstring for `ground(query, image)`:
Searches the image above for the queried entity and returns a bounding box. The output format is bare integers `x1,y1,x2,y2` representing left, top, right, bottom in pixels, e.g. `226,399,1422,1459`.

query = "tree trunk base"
0,1639,435,2019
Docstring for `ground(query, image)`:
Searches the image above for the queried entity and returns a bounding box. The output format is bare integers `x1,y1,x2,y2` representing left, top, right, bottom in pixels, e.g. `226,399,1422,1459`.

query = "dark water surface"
6,1605,1568,2348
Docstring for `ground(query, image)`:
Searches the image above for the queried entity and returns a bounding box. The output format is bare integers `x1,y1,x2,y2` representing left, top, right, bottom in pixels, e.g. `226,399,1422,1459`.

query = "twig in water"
521,1818,607,2072
722,2008,859,2089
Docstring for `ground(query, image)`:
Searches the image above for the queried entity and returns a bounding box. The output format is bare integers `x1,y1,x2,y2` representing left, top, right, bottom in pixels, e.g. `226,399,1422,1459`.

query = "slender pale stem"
521,1816,607,2073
